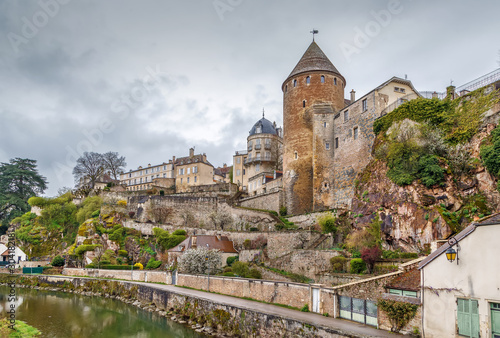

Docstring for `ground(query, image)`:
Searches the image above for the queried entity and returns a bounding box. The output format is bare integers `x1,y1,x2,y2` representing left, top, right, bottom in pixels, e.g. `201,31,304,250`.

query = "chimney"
148,163,151,167
172,156,176,163
203,153,207,162
432,91,438,99
189,147,195,158
192,236,197,248
223,163,227,168
350,89,356,102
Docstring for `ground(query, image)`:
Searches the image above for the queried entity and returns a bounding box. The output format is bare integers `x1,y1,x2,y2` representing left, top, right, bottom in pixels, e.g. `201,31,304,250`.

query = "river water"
0,285,205,337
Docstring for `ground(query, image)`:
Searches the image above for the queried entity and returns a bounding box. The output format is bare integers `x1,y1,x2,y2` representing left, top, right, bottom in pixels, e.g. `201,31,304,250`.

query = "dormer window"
306,76,310,84
256,125,262,133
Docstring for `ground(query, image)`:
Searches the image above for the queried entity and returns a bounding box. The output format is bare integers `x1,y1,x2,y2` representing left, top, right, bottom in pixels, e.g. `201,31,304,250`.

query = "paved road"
127,280,404,338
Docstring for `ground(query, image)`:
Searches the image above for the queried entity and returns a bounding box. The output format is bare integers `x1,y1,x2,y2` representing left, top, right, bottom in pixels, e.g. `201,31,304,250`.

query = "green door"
457,298,479,338
492,303,500,338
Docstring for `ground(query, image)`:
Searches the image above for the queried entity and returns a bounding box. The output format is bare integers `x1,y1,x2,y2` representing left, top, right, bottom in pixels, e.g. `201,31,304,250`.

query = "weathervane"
310,29,319,41
262,108,265,118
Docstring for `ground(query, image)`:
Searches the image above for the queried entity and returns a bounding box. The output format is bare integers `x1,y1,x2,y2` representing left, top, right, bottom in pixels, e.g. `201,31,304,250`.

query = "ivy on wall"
377,299,418,333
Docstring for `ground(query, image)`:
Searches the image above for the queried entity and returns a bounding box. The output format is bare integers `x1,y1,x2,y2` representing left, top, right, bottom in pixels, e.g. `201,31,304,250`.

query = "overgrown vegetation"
231,261,262,279
481,125,500,191
377,299,419,333
152,227,187,251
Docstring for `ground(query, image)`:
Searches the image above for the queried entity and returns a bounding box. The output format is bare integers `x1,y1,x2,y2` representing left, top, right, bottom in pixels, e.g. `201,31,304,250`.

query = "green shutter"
492,303,500,338
457,299,480,338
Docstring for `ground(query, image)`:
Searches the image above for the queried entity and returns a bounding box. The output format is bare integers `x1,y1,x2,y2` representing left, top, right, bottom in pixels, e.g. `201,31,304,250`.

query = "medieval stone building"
282,41,420,215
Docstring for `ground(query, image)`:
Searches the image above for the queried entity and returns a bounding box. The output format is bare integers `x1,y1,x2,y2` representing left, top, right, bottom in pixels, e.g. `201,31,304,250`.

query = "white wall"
421,223,500,337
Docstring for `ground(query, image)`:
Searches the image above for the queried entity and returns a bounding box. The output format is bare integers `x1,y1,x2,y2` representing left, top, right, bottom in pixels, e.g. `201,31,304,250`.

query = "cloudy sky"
1,0,499,196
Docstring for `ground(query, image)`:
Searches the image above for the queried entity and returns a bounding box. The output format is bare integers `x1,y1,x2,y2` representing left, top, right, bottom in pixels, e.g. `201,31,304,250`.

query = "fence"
22,267,43,274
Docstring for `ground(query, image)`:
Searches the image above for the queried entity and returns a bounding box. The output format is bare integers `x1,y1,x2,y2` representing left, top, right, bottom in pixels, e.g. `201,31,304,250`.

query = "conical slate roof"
285,41,342,82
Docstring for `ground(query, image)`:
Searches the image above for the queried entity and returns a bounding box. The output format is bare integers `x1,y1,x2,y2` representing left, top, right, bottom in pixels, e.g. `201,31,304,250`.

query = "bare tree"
102,151,127,181
209,211,233,230
148,204,173,223
270,141,283,171
73,152,105,189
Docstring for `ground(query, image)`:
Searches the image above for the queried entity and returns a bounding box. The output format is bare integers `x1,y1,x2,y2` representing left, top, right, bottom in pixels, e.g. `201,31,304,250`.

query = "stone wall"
239,190,282,213
266,232,322,259
20,261,50,268
3,274,353,337
64,267,172,284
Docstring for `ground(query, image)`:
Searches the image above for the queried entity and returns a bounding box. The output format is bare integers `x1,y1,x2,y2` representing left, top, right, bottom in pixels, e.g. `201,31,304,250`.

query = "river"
0,285,205,337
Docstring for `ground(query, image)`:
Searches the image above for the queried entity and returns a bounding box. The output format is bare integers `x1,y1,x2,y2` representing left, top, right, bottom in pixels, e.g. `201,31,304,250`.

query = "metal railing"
456,68,500,93
380,93,420,117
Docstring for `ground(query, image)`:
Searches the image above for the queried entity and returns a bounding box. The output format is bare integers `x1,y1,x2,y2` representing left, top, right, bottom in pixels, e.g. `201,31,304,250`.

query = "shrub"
128,211,135,218
249,227,259,232
178,248,222,275
51,255,65,267
232,261,250,277
248,268,262,279
317,212,337,234
172,229,187,236
223,267,233,273
300,304,309,312
243,239,252,250
146,257,162,270
222,272,236,277
226,256,238,266
377,299,419,333
481,127,500,178
159,190,165,196
75,244,99,256
330,256,347,272
350,258,366,274
418,154,444,187
279,206,287,216
118,250,128,257
134,263,143,270
76,196,102,224
117,200,127,207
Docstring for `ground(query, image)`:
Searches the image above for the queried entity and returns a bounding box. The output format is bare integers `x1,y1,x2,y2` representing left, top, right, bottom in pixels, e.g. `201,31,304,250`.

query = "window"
323,122,327,128
335,137,339,149
344,110,349,122
293,79,297,87
256,125,262,133
457,299,479,338
236,157,241,164
354,127,359,140
187,177,190,183
326,142,330,150
294,151,298,160
388,289,417,298
163,173,166,178
334,77,337,85
321,75,325,83
180,178,183,184
187,167,190,175
236,169,241,176
163,165,166,170
140,178,143,183
243,169,245,175
302,100,306,107
145,169,149,174
362,99,367,112
194,176,197,183
491,302,500,337
306,76,310,84
193,166,198,173
256,164,260,172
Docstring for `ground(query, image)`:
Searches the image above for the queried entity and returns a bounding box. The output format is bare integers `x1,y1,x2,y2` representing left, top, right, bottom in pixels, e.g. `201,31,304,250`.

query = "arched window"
294,151,298,160
321,75,325,83
334,78,337,85
302,100,306,108
293,79,297,87
306,76,310,84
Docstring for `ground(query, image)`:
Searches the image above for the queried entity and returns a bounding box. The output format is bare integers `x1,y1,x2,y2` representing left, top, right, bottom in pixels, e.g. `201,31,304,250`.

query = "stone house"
418,214,500,338
121,161,175,191
174,148,215,193
167,235,238,264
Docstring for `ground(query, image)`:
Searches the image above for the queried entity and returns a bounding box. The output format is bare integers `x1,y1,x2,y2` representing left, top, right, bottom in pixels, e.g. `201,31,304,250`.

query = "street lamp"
445,237,459,264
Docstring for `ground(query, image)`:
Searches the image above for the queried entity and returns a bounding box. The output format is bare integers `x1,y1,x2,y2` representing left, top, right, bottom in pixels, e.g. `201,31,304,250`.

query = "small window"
293,79,297,87
326,142,330,150
323,122,326,128
194,176,197,183
236,169,241,176
180,178,183,184
187,177,190,183
321,75,325,83
256,164,260,172
243,169,245,175
306,76,310,84
294,151,298,160
334,78,337,85
335,137,339,149
302,100,306,108
236,157,241,164
344,110,349,122
187,168,190,175
354,127,359,140
362,99,368,112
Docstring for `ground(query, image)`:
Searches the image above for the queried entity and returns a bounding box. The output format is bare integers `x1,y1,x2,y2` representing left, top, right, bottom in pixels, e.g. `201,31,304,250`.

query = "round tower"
282,41,345,214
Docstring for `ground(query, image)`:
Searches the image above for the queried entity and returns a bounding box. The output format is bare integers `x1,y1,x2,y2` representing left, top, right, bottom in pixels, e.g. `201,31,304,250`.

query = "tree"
178,248,222,275
270,140,283,171
73,152,105,189
361,246,382,274
0,158,48,232
102,151,126,181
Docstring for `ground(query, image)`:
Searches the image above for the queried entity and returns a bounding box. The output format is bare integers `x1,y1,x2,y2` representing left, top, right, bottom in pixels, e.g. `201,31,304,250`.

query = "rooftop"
168,235,238,254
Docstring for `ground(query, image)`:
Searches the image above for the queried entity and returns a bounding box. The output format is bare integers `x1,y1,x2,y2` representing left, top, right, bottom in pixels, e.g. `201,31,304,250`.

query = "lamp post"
445,237,459,265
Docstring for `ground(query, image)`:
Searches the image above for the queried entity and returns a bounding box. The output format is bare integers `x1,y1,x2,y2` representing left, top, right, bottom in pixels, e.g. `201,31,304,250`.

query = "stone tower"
282,41,345,214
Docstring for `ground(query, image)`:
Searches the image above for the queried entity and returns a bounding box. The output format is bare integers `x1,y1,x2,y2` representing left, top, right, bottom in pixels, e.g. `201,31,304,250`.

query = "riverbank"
0,273,402,337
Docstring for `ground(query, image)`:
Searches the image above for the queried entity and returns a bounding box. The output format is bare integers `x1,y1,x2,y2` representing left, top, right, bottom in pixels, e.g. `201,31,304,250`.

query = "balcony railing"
244,156,273,165
264,143,271,150
255,144,261,150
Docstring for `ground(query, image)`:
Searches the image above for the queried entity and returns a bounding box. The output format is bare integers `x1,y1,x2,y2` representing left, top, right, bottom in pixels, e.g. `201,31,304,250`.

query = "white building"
418,214,500,338
0,244,28,268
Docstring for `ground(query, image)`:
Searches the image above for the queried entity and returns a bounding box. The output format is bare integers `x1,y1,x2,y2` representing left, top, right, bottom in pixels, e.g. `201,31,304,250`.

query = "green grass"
0,318,41,337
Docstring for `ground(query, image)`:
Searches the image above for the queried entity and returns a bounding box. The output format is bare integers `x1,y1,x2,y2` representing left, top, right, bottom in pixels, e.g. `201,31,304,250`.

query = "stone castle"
281,40,419,214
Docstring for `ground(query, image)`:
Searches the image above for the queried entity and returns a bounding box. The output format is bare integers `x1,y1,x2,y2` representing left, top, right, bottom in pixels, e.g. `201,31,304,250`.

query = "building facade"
418,215,500,338
175,148,215,193
121,162,174,191
282,41,419,214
